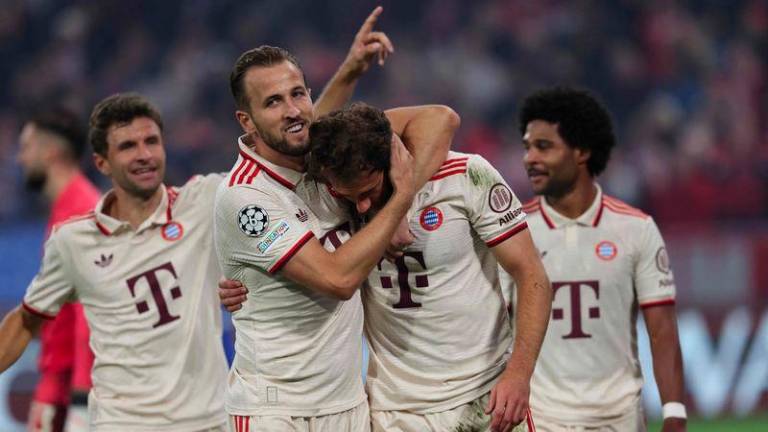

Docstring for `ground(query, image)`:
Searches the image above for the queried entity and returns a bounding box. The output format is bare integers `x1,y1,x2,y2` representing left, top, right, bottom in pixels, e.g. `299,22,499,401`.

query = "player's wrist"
662,401,687,419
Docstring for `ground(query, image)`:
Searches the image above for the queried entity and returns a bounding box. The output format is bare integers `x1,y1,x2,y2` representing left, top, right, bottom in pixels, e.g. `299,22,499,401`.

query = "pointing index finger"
356,6,383,38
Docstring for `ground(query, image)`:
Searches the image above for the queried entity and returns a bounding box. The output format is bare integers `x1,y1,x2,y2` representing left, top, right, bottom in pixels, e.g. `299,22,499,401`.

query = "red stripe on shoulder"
603,196,648,218
440,156,469,167
640,298,675,309
269,232,314,274
430,168,467,181
22,302,55,320
603,203,649,219
521,198,540,213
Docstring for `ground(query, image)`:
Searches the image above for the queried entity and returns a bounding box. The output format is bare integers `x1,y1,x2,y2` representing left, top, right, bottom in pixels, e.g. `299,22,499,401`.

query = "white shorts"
533,403,646,432
370,393,535,432
228,401,369,432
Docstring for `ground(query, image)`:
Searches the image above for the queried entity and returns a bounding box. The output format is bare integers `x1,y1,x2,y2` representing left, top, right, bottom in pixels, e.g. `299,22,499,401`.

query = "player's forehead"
330,169,382,196
243,61,306,103
523,119,563,144
106,117,162,146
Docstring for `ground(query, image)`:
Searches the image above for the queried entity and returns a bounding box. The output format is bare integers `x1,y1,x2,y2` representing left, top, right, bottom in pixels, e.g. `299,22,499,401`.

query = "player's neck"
250,135,306,173
545,176,597,220
44,163,80,203
108,186,164,229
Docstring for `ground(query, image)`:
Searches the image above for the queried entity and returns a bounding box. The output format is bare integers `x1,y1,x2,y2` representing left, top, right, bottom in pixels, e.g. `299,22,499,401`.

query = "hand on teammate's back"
344,6,394,75
218,277,247,312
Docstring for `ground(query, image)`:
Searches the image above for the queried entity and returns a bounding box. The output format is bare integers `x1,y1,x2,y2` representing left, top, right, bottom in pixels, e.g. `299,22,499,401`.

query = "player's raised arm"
0,305,44,372
280,134,416,299
314,6,394,117
487,230,551,431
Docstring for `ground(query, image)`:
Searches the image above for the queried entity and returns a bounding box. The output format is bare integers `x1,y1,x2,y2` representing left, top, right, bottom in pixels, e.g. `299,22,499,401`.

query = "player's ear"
235,110,257,135
93,152,110,176
575,147,591,166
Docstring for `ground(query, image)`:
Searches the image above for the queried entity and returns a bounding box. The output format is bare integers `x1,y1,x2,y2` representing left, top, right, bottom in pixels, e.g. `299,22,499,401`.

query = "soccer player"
515,86,686,431
16,107,100,432
303,103,551,432
214,46,459,431
1,7,395,431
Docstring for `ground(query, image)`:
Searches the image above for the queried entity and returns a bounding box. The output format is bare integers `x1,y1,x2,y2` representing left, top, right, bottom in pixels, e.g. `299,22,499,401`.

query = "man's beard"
257,124,310,157
24,171,46,192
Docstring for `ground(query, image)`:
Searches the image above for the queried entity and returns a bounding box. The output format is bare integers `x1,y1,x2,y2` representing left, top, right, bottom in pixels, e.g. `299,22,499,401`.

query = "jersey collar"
237,135,303,190
93,185,173,236
539,183,604,229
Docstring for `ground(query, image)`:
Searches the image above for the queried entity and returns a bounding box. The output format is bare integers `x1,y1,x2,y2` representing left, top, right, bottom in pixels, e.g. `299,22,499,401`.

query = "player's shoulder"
175,173,226,200
50,211,100,239
429,151,471,182
600,194,650,222
521,197,541,214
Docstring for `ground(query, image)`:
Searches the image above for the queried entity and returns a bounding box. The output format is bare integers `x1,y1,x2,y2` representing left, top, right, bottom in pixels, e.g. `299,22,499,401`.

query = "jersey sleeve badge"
238,205,269,237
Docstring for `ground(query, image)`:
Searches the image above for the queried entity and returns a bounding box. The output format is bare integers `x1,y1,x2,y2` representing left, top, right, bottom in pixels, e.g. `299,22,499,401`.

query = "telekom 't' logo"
126,262,183,328
551,280,600,339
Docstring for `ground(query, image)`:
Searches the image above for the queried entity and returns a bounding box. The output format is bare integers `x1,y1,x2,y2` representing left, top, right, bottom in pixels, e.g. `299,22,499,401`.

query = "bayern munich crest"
595,240,618,261
419,206,443,231
161,221,184,241
238,205,269,237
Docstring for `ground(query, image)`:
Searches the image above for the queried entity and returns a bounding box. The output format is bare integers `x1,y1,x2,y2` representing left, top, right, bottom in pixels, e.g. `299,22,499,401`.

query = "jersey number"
126,262,183,328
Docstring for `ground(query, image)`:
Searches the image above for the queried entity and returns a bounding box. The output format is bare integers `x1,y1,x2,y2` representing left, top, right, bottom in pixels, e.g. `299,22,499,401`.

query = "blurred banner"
1,222,766,429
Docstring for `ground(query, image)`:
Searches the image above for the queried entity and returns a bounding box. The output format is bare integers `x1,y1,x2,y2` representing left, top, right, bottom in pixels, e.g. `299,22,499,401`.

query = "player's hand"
385,216,415,261
661,418,687,432
388,133,416,201
343,6,394,76
218,277,248,312
485,369,530,432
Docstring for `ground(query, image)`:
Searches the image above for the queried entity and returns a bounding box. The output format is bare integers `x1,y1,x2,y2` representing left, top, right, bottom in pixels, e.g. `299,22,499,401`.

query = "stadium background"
0,0,766,429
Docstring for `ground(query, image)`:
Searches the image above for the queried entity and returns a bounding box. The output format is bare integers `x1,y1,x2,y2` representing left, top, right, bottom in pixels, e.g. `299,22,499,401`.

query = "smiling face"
93,116,165,200
236,61,314,157
522,119,589,198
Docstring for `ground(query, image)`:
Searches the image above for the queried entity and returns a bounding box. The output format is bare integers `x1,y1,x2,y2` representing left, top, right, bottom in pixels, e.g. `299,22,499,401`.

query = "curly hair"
519,86,615,176
308,102,392,184
89,93,163,157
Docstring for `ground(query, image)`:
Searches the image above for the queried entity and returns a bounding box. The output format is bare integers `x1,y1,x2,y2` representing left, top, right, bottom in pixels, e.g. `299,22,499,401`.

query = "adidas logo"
296,209,309,222
94,253,113,268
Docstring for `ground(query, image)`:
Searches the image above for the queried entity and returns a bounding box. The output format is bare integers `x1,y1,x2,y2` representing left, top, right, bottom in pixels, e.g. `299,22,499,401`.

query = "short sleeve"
464,155,528,247
216,186,314,274
634,217,676,307
23,232,76,319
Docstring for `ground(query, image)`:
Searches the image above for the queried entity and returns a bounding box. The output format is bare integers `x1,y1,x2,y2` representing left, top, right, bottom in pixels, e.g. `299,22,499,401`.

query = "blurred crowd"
0,0,765,225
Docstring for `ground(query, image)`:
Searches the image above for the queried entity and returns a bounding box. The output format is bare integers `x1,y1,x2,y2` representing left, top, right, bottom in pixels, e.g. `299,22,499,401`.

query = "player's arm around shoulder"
385,105,460,187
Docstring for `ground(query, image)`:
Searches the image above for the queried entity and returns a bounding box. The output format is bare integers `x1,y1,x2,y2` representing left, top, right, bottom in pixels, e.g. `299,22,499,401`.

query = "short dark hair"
27,106,86,160
88,93,163,157
308,102,392,184
519,86,616,176
230,45,304,111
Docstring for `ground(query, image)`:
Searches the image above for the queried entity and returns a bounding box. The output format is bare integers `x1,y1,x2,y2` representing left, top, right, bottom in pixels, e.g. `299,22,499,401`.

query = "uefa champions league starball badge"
238,205,269,237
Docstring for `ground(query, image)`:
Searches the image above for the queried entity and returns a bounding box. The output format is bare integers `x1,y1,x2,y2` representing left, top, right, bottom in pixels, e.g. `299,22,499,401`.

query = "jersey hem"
91,415,227,432
225,393,365,417
370,379,497,414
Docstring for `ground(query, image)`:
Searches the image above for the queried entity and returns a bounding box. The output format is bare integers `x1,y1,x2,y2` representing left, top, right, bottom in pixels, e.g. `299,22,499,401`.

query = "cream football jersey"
23,175,228,432
363,152,527,413
214,137,365,417
517,184,676,424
